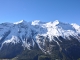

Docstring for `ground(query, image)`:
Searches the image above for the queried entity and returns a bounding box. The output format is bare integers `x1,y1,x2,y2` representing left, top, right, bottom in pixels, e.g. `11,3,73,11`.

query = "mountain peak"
31,20,40,25
54,20,59,23
52,20,60,26
14,20,27,24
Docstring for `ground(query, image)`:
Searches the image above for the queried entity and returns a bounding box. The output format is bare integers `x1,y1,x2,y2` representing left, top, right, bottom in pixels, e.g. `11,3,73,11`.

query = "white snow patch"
3,36,20,44
14,20,26,24
31,20,40,25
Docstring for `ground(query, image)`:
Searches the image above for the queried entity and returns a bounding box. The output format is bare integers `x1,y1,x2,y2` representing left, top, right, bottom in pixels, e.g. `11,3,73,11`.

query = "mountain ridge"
0,20,80,60
0,20,80,48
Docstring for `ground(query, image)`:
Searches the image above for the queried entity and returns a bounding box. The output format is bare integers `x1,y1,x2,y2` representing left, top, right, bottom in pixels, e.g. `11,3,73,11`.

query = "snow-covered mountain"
0,20,80,49
0,20,80,59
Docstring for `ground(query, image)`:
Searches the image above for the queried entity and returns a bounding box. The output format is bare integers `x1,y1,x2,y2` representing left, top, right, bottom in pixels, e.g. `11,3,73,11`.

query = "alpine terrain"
0,20,80,60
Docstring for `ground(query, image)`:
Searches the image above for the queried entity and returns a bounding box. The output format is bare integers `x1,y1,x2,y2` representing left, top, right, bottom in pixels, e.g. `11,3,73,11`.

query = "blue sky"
0,0,80,24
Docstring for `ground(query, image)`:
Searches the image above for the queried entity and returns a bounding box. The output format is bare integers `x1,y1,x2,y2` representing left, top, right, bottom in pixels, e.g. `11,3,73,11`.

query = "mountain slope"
0,20,80,60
